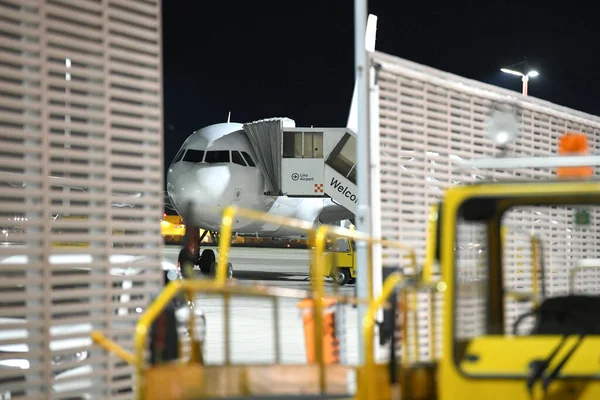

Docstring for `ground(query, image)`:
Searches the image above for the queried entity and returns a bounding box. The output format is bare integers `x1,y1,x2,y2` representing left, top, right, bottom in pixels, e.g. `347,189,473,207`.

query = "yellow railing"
530,234,542,306
357,273,446,399
570,261,600,294
215,206,419,393
311,223,418,392
216,206,418,285
362,271,403,398
306,217,427,399
92,205,426,400
498,228,544,305
422,203,440,282
92,279,330,399
399,280,447,365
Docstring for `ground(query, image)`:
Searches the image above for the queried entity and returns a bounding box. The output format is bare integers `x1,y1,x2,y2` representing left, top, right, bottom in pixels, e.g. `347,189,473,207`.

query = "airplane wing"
48,177,176,212
222,202,354,240
44,176,152,209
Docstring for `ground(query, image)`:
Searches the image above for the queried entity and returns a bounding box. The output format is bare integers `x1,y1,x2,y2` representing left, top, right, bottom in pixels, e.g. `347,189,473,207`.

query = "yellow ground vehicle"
421,178,600,400
161,214,186,244
51,214,125,248
323,236,357,285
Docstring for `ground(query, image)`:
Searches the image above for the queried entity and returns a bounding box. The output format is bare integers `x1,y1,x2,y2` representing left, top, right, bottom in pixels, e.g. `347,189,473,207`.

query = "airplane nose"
167,165,232,229
194,165,231,203
169,164,231,208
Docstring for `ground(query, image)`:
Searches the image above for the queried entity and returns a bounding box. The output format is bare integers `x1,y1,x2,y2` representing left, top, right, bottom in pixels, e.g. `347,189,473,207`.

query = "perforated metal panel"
372,50,600,362
0,0,163,398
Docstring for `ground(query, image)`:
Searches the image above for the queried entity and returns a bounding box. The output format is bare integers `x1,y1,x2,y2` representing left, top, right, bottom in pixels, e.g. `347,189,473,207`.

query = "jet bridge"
281,127,359,215
242,118,359,215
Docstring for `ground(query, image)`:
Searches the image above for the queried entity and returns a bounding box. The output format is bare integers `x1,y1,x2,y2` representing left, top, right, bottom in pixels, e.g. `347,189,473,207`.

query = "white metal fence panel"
0,0,163,398
372,50,600,363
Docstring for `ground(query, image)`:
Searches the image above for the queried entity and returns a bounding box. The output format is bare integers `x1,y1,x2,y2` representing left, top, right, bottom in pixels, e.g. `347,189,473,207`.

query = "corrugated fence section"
0,0,163,398
372,50,600,363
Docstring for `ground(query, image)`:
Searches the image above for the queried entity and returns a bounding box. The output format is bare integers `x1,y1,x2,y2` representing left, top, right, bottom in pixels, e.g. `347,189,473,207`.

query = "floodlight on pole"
500,68,523,77
500,61,539,96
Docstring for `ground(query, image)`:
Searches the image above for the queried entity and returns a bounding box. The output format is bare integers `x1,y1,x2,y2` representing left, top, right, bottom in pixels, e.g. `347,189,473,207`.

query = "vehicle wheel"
178,248,195,279
333,268,351,286
209,261,233,279
199,249,215,275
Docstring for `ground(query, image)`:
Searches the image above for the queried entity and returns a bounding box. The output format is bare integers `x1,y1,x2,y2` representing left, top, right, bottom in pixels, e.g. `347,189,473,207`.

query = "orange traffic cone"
297,297,340,364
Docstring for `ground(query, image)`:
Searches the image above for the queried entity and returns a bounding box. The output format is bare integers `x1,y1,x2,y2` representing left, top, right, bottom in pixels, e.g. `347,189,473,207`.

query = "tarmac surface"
162,245,361,365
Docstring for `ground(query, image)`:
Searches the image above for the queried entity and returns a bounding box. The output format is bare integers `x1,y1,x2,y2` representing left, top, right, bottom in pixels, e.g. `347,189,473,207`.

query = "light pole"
354,0,370,367
500,61,539,96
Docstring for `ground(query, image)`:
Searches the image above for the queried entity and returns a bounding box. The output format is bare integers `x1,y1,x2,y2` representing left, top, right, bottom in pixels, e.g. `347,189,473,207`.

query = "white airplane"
165,15,379,275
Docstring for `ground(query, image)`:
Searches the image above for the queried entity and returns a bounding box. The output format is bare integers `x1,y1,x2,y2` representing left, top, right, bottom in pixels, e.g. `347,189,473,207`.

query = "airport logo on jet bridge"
291,172,314,182
330,177,358,204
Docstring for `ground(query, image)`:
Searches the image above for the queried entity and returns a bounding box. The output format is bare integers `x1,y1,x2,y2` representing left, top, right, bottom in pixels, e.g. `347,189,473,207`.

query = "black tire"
178,248,195,279
332,268,351,286
209,261,233,279
199,249,216,275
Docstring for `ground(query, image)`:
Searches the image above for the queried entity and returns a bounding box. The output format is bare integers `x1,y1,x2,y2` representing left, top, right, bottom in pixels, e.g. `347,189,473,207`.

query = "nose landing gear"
177,227,235,279
198,248,215,275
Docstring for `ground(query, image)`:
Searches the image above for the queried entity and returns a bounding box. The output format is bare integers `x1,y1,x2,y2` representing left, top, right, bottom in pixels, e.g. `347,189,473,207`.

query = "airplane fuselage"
166,122,328,237
165,14,379,239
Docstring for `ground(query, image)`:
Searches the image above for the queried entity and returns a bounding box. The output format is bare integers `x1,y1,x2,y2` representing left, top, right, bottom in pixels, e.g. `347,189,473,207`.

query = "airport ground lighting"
500,66,539,96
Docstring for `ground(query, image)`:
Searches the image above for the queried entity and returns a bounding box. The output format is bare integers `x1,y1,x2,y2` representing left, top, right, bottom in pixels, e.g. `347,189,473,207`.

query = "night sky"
162,1,599,182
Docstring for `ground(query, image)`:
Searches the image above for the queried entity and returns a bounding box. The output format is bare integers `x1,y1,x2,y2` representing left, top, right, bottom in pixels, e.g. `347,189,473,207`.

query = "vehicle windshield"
326,237,350,252
454,202,600,378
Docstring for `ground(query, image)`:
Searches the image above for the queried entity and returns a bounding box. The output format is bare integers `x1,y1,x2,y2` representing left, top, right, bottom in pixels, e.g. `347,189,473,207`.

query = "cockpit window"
173,148,185,163
241,151,256,167
231,151,247,166
182,149,204,163
205,150,230,164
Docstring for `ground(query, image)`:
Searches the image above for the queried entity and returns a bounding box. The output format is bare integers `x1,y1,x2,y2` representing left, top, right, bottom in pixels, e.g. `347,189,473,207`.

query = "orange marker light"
557,132,592,178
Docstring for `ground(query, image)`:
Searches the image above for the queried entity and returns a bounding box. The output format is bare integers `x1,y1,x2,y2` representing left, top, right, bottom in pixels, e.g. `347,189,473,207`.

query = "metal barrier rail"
311,223,418,393
359,273,446,399
422,203,439,282
529,235,542,306
214,206,333,394
92,205,422,399
570,261,600,294
92,279,356,399
398,281,446,365
501,227,544,306
363,272,403,398
216,206,419,394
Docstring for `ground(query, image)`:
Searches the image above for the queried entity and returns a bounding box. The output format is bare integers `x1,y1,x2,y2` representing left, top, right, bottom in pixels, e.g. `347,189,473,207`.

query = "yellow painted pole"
91,331,136,365
363,272,403,399
216,206,236,285
313,224,328,393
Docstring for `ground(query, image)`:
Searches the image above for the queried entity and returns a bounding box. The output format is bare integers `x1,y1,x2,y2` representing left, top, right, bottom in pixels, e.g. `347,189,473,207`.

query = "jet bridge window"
283,132,324,158
325,132,356,184
231,151,247,166
205,150,230,163
182,149,204,163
